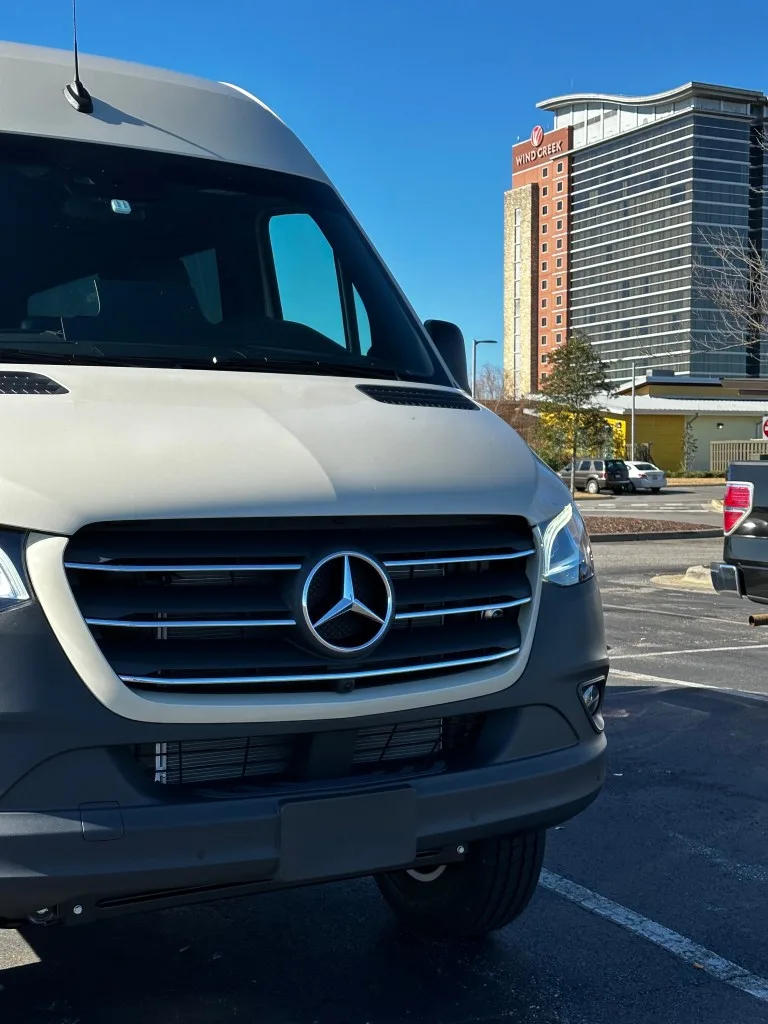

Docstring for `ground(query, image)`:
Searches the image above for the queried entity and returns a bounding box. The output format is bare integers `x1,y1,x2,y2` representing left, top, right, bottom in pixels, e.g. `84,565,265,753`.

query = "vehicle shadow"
0,879,562,1024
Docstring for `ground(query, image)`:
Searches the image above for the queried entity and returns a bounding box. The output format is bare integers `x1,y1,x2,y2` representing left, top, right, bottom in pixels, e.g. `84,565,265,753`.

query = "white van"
0,42,607,939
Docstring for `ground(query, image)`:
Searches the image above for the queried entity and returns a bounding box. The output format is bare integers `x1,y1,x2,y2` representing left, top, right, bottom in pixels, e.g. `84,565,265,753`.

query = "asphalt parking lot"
2,538,767,1024
577,485,723,526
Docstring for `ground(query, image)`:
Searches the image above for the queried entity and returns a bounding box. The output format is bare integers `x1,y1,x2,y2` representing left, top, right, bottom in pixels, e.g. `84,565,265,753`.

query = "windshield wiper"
212,356,400,380
0,348,401,380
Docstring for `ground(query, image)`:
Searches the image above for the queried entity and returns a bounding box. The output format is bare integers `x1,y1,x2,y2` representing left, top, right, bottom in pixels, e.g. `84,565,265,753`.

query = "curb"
590,529,722,543
666,478,726,487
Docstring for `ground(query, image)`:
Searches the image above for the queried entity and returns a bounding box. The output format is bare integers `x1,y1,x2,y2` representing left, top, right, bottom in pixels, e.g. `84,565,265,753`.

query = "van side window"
353,286,372,355
269,213,345,347
579,460,591,471
593,460,604,471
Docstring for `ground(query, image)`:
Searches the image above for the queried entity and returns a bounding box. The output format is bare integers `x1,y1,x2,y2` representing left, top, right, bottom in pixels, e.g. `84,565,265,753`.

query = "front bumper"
0,733,605,924
0,567,608,923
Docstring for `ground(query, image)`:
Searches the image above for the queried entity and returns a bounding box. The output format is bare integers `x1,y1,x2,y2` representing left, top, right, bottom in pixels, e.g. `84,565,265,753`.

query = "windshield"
0,135,448,384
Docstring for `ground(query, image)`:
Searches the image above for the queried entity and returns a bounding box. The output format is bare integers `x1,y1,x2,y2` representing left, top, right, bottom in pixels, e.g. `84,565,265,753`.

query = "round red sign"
531,125,544,147
762,415,768,439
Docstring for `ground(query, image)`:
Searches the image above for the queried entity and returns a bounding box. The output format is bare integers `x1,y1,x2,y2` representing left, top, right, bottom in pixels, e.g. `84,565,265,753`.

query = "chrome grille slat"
395,597,530,621
64,516,534,695
384,549,535,569
120,647,519,687
65,561,301,573
86,616,297,629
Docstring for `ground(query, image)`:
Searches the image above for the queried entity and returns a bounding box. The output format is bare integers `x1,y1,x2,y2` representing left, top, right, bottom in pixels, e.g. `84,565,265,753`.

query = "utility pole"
630,358,636,461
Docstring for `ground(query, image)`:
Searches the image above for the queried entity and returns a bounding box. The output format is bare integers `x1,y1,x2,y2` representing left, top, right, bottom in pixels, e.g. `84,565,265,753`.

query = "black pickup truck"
711,462,768,604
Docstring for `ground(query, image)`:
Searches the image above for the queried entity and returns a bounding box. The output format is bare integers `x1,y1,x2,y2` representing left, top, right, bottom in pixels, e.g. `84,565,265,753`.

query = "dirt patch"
585,517,715,536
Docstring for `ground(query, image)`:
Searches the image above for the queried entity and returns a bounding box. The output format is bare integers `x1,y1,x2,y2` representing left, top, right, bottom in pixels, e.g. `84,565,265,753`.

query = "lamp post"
629,355,654,459
630,358,637,461
472,339,497,398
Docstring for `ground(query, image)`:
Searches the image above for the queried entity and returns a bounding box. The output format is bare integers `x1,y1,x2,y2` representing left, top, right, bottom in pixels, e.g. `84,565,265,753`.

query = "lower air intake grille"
135,715,484,787
65,515,534,697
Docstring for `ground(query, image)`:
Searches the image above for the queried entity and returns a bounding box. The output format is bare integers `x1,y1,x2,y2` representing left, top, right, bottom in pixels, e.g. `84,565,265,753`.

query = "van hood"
0,364,570,536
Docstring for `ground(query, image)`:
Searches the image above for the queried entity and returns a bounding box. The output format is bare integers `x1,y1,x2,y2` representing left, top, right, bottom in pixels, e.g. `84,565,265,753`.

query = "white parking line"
609,668,768,703
610,643,768,660
540,870,768,1002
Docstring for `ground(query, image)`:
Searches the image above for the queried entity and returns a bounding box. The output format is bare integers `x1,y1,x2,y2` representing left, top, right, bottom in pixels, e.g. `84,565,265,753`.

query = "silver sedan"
625,461,667,493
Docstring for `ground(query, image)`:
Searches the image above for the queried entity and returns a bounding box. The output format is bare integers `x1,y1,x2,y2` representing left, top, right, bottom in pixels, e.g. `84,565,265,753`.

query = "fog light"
579,680,605,732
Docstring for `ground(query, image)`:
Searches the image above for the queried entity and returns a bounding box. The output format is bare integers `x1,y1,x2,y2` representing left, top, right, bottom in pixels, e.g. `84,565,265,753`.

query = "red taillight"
723,481,754,535
638,473,647,478
599,472,606,479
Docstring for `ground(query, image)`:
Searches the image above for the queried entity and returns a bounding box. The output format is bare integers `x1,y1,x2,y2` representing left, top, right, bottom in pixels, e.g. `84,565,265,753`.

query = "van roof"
0,41,329,183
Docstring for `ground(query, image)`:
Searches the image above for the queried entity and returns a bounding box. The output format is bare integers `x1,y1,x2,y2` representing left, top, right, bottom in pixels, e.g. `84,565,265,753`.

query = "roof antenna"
63,0,93,114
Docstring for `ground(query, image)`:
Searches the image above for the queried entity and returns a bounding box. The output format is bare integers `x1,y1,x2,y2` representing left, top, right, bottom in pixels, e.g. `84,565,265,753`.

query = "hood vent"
357,385,478,410
0,371,68,395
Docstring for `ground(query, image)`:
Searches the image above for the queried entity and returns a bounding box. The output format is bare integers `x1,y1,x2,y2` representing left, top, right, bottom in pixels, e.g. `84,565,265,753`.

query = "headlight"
539,503,594,586
0,536,30,606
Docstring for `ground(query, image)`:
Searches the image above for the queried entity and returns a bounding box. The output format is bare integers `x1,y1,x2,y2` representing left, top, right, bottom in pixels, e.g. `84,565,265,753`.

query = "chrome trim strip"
395,597,531,620
384,549,535,569
65,561,302,573
86,617,297,629
120,647,520,688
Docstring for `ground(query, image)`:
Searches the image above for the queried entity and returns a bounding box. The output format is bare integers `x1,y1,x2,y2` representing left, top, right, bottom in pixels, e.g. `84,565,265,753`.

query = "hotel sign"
515,137,564,168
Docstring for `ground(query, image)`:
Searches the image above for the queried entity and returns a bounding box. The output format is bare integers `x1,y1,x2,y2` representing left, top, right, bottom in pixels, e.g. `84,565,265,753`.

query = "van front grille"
64,516,535,697
135,714,485,787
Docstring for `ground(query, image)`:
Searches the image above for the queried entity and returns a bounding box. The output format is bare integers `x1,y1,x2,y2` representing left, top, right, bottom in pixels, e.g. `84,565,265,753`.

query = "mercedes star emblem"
301,552,394,655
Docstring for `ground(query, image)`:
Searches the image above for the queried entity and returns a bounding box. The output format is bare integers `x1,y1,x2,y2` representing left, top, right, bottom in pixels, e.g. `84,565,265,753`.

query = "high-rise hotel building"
504,83,768,393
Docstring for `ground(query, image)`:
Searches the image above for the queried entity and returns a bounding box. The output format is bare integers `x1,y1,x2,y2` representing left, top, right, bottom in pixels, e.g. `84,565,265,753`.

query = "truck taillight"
723,481,754,535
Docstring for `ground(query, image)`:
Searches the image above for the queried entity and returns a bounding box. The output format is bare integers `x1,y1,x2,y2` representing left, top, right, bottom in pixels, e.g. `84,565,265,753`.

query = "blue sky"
4,0,766,370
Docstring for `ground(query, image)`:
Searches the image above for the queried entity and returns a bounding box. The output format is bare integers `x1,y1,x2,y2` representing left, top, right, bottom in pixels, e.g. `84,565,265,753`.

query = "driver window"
269,213,346,347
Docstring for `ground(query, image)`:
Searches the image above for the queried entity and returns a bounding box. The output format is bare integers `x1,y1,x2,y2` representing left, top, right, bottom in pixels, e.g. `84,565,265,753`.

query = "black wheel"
586,479,599,495
375,831,545,940
628,482,636,493
651,488,661,494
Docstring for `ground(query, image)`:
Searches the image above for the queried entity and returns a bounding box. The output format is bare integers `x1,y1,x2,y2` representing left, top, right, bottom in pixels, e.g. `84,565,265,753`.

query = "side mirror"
424,319,471,393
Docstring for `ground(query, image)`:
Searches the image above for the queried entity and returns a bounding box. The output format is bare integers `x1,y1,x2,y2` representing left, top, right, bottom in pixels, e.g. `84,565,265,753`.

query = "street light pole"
472,339,498,398
630,358,636,461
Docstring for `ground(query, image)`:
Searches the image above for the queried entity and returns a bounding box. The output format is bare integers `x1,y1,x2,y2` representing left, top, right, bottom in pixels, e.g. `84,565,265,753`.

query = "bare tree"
473,364,514,410
692,128,767,368
474,363,535,441
694,228,768,370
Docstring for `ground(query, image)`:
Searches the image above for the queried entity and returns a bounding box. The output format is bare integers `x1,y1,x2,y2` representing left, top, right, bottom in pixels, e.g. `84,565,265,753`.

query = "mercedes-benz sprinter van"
0,42,607,938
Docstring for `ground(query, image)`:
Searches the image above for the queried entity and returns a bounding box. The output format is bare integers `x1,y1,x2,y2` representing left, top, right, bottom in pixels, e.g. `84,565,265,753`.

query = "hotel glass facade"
505,84,768,391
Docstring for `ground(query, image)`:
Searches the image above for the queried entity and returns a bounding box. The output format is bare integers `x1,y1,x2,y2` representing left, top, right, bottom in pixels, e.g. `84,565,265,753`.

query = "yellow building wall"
636,415,685,470
610,414,685,471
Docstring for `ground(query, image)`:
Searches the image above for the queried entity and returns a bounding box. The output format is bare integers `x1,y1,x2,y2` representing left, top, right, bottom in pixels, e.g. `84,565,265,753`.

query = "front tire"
376,831,545,940
586,479,599,495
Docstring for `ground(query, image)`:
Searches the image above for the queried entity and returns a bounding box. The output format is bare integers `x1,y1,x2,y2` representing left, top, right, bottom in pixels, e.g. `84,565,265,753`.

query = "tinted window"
593,460,604,470
0,134,444,383
606,459,627,469
635,463,656,471
579,460,591,471
269,214,345,346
